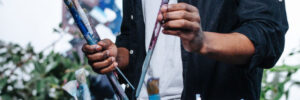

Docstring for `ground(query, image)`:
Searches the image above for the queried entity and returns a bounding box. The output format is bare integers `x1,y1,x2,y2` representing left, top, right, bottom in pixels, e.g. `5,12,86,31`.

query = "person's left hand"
158,3,205,52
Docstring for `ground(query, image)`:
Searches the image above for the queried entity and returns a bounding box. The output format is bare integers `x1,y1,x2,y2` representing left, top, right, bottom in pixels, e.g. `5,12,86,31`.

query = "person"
82,0,288,100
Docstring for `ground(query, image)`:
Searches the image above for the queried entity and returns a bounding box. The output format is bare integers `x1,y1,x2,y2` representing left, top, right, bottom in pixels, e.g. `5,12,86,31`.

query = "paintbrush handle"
64,0,95,44
67,0,134,90
135,0,169,98
63,0,129,99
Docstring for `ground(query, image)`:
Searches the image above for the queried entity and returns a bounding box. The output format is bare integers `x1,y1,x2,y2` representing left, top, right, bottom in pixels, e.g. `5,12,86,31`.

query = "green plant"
260,49,300,100
0,41,92,100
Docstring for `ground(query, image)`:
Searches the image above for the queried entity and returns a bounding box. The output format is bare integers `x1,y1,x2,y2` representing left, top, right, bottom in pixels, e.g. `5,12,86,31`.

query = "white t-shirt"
138,0,183,100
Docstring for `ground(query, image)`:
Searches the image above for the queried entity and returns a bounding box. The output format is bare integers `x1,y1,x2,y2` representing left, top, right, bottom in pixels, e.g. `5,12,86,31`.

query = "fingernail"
99,41,104,45
111,57,115,62
95,45,100,50
106,51,110,56
114,63,118,67
161,5,167,10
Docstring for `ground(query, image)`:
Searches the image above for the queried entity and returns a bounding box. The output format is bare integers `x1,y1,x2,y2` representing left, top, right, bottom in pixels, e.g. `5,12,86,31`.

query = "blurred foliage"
0,40,92,100
0,38,299,100
260,49,300,100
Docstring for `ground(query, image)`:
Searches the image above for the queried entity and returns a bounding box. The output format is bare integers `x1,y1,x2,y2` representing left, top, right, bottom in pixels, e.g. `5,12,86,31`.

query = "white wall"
0,0,72,54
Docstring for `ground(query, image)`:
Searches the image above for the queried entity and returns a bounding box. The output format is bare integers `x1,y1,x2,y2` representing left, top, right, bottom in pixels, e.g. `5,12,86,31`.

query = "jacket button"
130,50,134,54
130,15,134,20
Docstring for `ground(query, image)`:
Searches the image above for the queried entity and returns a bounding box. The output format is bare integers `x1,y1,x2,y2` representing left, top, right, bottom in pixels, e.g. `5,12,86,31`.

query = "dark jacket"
116,0,288,100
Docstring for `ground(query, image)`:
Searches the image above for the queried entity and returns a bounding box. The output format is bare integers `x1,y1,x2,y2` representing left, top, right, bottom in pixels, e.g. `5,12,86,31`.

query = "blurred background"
0,0,299,100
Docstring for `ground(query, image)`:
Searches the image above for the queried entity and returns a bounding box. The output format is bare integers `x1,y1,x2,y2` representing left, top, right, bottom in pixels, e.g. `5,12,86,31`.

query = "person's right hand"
82,39,118,74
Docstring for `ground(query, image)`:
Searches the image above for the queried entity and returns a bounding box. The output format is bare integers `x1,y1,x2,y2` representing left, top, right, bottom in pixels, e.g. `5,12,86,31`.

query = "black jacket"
116,0,288,100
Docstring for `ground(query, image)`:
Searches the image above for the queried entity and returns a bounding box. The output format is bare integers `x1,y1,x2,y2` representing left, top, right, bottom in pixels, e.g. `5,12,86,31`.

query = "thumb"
98,39,113,49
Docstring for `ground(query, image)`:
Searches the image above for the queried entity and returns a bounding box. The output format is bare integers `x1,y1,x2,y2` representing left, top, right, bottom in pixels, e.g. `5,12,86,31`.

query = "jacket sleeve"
233,0,289,69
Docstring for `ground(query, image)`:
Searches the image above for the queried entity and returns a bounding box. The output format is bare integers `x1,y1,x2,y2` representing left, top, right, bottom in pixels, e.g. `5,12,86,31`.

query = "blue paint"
64,0,96,45
149,94,160,100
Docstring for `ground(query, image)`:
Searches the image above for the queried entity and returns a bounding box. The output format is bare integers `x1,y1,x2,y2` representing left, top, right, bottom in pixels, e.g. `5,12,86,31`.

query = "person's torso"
121,0,263,100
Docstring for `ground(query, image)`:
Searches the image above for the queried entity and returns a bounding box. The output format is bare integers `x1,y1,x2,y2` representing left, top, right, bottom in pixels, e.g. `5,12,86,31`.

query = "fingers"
162,29,182,36
160,3,201,33
157,13,164,22
178,32,196,41
163,10,200,22
83,39,118,74
91,57,118,74
100,62,118,74
83,39,112,54
82,44,102,54
98,39,113,50
92,57,115,69
161,3,198,13
87,50,110,61
163,19,200,32
158,3,200,22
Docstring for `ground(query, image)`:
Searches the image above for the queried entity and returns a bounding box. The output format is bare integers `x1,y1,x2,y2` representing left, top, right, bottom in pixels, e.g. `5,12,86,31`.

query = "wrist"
198,32,214,56
116,47,129,69
199,33,208,55
190,30,206,54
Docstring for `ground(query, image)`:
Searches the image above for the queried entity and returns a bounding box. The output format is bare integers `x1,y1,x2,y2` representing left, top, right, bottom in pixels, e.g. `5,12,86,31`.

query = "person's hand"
82,39,118,74
158,3,205,52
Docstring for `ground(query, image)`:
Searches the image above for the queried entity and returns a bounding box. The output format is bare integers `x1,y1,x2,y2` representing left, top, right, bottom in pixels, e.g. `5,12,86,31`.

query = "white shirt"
139,0,183,99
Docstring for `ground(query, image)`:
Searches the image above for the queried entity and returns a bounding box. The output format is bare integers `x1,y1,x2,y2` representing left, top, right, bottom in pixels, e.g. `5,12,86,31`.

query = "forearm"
116,47,129,69
200,32,255,64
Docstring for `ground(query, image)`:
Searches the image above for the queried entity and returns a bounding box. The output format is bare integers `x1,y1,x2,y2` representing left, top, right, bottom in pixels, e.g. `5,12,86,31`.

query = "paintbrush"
71,0,134,90
135,0,169,98
63,0,129,99
147,78,160,100
72,0,94,36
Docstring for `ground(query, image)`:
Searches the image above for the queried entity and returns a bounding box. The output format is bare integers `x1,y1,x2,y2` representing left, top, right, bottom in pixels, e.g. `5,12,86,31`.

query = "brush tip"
146,78,159,95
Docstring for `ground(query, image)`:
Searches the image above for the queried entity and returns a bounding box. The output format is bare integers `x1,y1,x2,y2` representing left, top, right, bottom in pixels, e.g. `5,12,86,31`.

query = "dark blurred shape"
89,74,115,100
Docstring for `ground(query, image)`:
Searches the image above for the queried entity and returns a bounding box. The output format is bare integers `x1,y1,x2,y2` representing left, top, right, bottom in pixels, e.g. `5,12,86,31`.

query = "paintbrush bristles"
147,78,159,95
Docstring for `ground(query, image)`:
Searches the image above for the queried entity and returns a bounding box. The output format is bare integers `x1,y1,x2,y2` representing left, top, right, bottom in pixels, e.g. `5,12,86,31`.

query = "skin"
158,3,255,64
82,3,255,74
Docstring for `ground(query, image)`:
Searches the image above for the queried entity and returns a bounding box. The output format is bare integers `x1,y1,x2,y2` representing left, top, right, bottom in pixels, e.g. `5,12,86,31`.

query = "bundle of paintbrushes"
146,78,160,100
63,0,133,99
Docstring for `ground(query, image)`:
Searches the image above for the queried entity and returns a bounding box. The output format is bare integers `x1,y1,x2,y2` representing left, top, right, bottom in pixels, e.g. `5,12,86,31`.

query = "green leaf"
0,52,6,57
53,28,60,33
62,73,71,81
38,52,44,59
72,51,81,64
45,62,58,74
36,80,45,94
25,43,34,54
288,52,294,56
1,94,12,100
285,91,289,100
293,81,300,85
0,77,8,91
45,76,59,86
